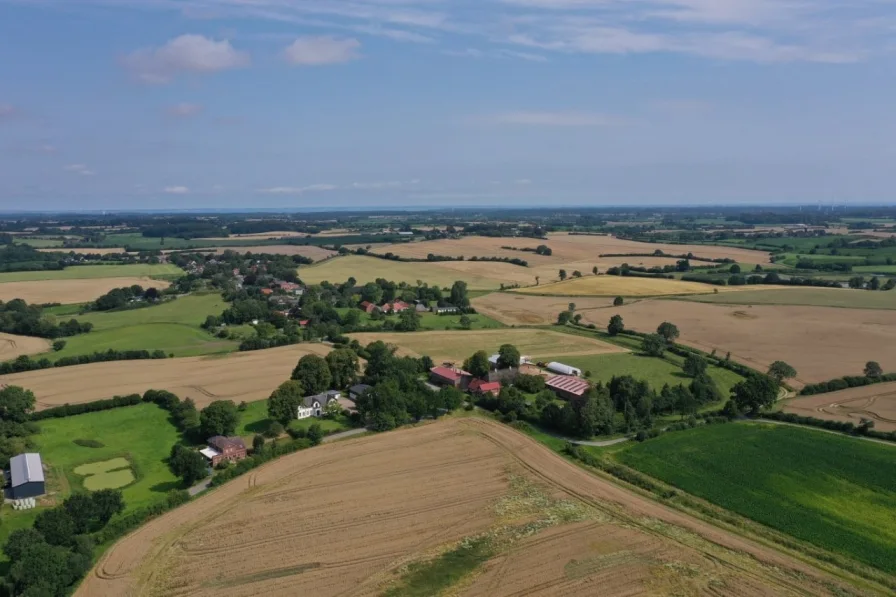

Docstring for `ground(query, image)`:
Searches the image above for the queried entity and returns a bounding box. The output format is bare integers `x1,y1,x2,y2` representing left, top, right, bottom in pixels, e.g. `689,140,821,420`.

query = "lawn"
544,352,743,397
235,400,351,438
616,422,896,574
678,288,896,309
33,404,182,507
0,263,181,282
43,293,240,360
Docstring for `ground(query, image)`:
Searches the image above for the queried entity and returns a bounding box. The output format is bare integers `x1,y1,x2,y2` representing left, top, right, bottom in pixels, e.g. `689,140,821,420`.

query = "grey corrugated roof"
9,453,44,487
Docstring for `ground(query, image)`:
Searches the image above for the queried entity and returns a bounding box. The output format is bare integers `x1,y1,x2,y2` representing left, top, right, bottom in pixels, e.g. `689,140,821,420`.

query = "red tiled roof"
546,375,590,397
299,319,310,326
431,366,470,382
260,288,273,295
469,379,501,393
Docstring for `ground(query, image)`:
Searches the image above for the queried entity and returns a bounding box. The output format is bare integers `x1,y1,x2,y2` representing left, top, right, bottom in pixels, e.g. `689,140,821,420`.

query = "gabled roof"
349,384,372,395
9,453,44,487
469,379,501,393
546,375,590,397
207,436,246,451
430,366,470,382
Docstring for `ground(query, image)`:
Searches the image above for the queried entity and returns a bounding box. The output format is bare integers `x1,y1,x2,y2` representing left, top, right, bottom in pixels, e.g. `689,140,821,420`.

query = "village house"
200,436,248,467
298,390,342,419
384,301,411,313
360,301,379,314
546,375,591,401
468,379,501,397
430,366,473,390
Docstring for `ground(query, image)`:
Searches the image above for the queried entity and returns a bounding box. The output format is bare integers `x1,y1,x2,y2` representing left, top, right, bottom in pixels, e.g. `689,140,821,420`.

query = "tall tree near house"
864,361,883,378
200,400,239,437
169,445,208,485
450,280,470,308
464,350,491,379
0,385,36,423
268,380,305,424
767,361,797,384
497,344,521,369
291,354,332,395
326,348,359,389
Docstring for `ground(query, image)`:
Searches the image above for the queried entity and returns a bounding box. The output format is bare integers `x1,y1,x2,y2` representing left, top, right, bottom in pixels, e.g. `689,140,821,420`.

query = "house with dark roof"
468,379,501,397
201,437,247,467
546,375,591,401
298,390,341,419
7,453,45,499
430,366,473,390
349,384,372,400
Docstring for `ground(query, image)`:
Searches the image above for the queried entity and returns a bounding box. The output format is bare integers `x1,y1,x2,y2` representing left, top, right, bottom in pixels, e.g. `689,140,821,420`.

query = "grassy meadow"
616,423,896,574
338,308,504,331
0,263,181,283
235,399,351,439
45,293,239,360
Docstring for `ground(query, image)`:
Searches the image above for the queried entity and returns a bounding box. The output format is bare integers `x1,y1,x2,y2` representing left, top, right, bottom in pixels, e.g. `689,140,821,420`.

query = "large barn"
8,453,45,499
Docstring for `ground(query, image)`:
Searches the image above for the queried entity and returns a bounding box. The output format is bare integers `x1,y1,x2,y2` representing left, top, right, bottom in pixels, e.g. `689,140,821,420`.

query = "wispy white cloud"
164,185,190,194
260,184,338,195
283,36,360,65
488,111,633,126
63,164,95,176
122,35,249,84
166,103,203,118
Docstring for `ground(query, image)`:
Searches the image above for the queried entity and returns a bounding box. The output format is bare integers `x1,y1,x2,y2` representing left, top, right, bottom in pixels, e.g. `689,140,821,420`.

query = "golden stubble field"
0,332,51,360
472,295,896,386
0,277,171,304
783,382,896,432
76,418,869,597
511,275,747,297
347,328,626,364
2,344,331,410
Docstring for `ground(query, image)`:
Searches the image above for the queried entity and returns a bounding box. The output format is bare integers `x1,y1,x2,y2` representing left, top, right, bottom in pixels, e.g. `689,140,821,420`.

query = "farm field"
0,332,50,359
782,382,896,432
577,299,896,386
37,247,129,255
3,343,332,410
0,277,171,304
616,422,896,574
33,403,181,507
201,231,310,241
298,255,539,289
347,328,626,364
338,307,505,331
77,418,864,597
472,293,622,325
511,275,741,297
44,293,239,360
681,287,896,309
548,352,744,397
210,244,336,261
0,263,181,282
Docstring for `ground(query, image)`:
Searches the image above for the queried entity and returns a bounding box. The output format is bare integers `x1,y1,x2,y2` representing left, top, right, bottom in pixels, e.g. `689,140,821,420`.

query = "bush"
264,421,285,438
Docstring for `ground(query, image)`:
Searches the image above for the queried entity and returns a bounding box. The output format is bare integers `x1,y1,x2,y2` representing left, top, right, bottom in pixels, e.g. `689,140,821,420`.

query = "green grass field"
235,400,351,438
853,265,896,274
616,423,896,574
546,352,743,397
33,403,182,507
0,263,182,282
677,288,896,309
44,294,239,360
13,237,66,248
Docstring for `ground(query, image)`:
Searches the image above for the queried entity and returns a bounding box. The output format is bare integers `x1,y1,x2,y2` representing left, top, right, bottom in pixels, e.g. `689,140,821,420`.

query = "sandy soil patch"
0,333,51,359
37,247,129,255
210,245,337,261
512,276,737,297
0,277,170,304
584,300,896,387
76,418,866,597
347,329,627,364
783,383,896,432
2,343,331,410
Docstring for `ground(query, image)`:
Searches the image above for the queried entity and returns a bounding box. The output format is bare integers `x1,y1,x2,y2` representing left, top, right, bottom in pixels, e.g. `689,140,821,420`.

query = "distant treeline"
680,273,842,288
761,411,896,442
360,249,529,267
600,251,734,264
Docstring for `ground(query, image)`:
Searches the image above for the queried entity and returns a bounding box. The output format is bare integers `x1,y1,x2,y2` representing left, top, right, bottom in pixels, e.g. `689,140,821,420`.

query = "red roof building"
386,301,411,313
298,319,310,327
430,366,473,390
360,301,378,313
469,379,501,396
546,375,591,400
260,288,273,296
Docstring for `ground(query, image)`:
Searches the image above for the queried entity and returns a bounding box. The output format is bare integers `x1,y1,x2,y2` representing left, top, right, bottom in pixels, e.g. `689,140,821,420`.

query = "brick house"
430,366,473,390
468,379,501,397
360,301,378,314
200,436,248,466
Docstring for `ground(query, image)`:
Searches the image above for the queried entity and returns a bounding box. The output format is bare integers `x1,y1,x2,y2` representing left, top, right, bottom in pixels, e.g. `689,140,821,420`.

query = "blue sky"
1,0,895,210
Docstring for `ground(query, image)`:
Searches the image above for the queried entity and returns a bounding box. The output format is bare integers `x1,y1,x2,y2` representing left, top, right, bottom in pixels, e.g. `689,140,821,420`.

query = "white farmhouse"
297,390,341,419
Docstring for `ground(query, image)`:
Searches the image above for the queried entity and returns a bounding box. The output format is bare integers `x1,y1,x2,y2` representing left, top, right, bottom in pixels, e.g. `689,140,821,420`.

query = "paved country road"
188,427,370,496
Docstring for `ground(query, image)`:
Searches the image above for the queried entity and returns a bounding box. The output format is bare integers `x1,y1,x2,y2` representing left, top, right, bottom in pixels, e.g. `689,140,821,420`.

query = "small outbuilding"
349,384,372,400
8,453,46,499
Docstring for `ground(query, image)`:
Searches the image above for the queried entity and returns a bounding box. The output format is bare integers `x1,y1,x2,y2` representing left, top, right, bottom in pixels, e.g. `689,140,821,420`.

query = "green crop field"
0,263,181,282
678,288,896,309
616,423,896,574
546,352,743,397
45,294,239,360
853,265,896,274
14,237,66,248
33,403,182,508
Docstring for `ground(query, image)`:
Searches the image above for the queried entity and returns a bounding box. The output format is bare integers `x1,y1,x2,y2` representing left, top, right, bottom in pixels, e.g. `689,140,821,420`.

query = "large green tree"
656,322,680,343
641,334,667,357
0,385,36,423
864,361,884,378
463,350,491,379
199,400,239,437
268,380,305,424
497,343,521,369
450,280,470,308
731,375,779,414
607,314,624,336
33,508,75,547
169,445,209,485
682,354,707,377
326,349,359,389
767,361,797,384
291,354,332,395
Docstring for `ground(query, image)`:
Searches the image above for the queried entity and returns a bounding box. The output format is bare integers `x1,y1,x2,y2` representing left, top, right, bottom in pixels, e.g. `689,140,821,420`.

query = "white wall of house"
297,406,314,419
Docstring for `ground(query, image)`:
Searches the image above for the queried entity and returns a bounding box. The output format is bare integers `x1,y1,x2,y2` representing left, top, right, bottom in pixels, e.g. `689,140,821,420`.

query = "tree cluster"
92,284,162,311
0,299,93,339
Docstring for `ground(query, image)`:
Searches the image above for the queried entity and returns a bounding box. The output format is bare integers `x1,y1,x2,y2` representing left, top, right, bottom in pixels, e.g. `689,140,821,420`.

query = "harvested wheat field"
472,293,624,326
0,277,170,304
512,275,740,297
0,332,51,359
348,328,625,364
76,418,876,597
585,300,896,387
211,245,337,261
783,383,896,432
2,343,331,410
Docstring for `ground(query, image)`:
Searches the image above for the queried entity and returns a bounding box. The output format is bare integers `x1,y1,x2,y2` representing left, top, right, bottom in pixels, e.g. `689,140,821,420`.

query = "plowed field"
76,418,870,597
783,382,896,431
2,343,331,410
